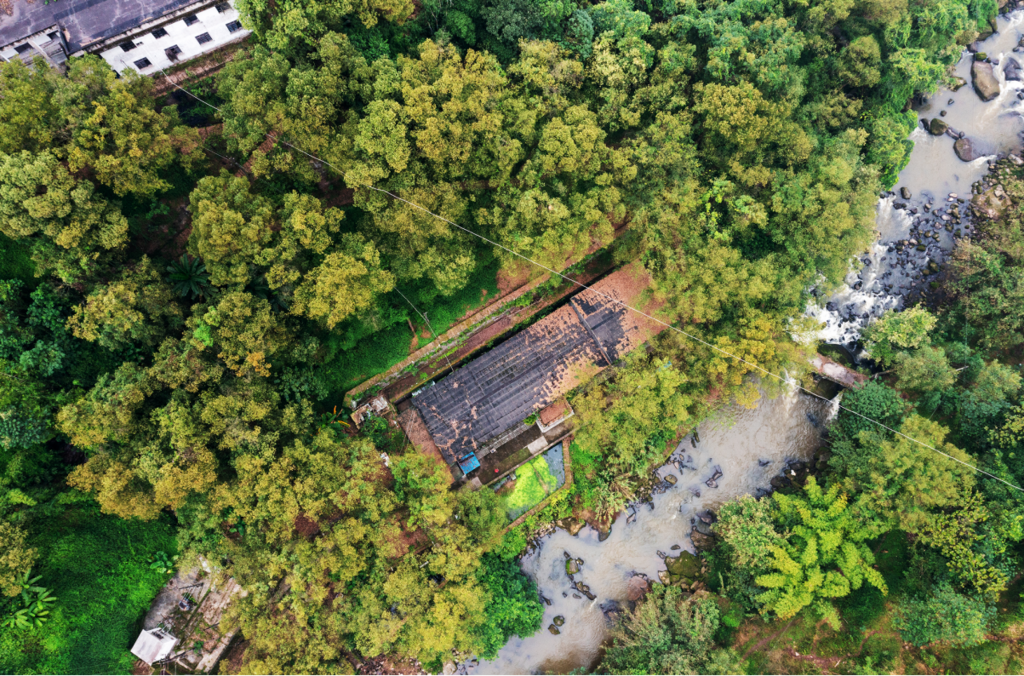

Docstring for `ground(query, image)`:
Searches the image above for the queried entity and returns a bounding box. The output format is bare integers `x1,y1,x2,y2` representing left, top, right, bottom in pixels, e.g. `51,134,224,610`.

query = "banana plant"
2,572,56,630
149,550,178,575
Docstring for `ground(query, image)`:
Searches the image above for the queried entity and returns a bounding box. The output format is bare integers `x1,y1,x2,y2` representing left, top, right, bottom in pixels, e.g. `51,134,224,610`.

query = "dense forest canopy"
2,0,1024,673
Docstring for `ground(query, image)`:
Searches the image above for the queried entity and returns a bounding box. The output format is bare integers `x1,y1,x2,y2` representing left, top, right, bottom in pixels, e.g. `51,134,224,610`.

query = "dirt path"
742,617,799,659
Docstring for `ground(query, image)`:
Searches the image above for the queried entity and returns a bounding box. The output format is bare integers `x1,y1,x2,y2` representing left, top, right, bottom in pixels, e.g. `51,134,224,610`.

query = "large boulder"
665,551,702,580
954,137,981,162
690,528,716,552
1005,56,1022,82
972,61,1001,101
929,118,948,135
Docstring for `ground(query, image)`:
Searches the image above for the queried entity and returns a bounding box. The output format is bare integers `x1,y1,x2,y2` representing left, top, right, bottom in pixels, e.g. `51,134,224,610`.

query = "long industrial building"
0,0,249,74
410,263,665,478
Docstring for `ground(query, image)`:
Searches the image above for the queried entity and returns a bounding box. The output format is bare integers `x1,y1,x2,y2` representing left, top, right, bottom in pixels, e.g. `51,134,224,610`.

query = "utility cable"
392,287,455,377
161,71,1024,493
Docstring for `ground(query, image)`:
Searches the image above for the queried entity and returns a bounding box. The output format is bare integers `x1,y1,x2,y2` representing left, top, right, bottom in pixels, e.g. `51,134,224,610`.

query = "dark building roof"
1,0,197,51
413,263,664,465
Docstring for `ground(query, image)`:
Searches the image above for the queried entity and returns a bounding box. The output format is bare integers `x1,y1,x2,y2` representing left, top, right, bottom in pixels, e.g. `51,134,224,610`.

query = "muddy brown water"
471,388,836,675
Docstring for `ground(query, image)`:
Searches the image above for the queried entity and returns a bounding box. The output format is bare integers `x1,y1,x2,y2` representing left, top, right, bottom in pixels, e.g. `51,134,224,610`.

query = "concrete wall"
92,0,250,75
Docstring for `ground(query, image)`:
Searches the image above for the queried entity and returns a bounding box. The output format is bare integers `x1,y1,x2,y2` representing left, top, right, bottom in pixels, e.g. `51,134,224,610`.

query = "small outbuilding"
130,628,178,665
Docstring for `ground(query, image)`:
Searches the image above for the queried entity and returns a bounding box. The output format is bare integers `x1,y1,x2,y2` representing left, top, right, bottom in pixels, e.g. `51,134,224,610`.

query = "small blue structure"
457,453,481,474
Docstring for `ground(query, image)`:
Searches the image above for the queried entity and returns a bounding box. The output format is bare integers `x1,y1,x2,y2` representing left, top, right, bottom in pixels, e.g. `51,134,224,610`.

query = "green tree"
0,56,198,198
894,584,995,647
836,414,975,536
948,169,1024,350
600,587,740,674
67,257,183,350
0,523,36,598
862,306,937,366
0,151,128,282
894,345,956,394
755,477,887,629
471,552,544,659
188,172,276,288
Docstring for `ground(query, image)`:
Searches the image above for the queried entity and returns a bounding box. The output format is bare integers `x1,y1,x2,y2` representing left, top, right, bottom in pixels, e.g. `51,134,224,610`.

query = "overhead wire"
160,70,1024,493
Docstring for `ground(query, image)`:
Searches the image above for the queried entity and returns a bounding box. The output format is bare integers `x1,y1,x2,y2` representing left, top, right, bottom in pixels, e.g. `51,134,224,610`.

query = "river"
808,10,1024,348
472,387,835,675
473,13,1024,675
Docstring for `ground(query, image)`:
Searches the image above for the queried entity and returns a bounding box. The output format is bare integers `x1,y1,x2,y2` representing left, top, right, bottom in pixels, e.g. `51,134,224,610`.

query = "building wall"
93,1,250,75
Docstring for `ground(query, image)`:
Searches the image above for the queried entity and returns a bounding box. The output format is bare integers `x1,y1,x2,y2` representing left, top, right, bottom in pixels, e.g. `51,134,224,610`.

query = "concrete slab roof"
1,0,198,52
413,262,664,465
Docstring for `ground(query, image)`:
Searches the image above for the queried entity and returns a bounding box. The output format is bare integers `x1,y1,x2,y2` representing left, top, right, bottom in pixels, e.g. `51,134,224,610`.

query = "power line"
161,71,1024,494
391,287,455,378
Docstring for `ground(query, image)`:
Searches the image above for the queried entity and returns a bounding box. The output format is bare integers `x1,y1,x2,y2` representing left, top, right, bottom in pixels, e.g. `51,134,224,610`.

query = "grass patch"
0,504,177,674
323,260,500,399
499,452,561,521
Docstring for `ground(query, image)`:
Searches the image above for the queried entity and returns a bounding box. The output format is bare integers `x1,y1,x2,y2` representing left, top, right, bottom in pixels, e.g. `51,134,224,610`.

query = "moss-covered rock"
665,551,702,580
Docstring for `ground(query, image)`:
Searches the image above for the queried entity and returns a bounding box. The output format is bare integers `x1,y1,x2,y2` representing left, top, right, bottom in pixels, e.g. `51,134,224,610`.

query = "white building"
130,628,179,665
0,0,250,75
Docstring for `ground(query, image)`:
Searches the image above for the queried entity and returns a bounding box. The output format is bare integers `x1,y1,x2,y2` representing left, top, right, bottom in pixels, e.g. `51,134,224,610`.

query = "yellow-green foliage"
756,477,887,629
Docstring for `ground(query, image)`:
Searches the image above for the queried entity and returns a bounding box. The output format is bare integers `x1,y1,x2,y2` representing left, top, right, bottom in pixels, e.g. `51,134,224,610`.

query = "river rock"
665,551,702,580
690,529,716,552
664,474,677,485
928,118,948,135
954,137,982,162
598,527,611,542
658,570,671,585
972,61,1000,101
901,187,912,199
770,475,789,490
1006,56,1023,81
670,544,680,550
950,76,968,91
553,615,564,627
568,519,584,536
548,624,560,635
626,575,650,601
973,189,1007,219
566,559,580,575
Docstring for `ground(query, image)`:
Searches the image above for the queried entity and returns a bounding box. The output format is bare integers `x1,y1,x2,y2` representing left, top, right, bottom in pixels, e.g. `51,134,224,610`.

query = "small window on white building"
196,32,212,45
134,57,152,69
215,2,230,12
47,31,59,42
183,14,199,26
14,44,31,54
226,20,243,33
165,45,182,61
120,41,136,51
152,27,168,39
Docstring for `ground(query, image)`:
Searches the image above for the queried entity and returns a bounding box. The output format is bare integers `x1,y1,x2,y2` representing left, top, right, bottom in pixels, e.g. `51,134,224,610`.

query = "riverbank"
472,387,836,674
809,9,1024,350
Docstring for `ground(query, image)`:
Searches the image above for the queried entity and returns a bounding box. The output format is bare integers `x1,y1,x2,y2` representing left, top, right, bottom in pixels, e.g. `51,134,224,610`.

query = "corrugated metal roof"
1,0,199,52
413,264,663,465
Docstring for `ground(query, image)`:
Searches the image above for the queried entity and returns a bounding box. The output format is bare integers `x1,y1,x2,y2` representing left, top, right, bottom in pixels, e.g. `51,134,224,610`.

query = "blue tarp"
458,453,481,473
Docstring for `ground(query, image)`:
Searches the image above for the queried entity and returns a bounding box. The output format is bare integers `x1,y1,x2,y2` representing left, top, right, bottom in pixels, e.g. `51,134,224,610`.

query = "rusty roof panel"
413,263,664,465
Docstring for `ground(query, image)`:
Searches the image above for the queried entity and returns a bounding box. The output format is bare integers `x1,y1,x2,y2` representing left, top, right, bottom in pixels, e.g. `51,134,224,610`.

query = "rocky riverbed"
469,388,835,675
808,9,1024,349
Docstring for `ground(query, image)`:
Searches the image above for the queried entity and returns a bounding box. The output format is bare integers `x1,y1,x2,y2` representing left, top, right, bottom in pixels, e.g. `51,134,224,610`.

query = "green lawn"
0,505,177,675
